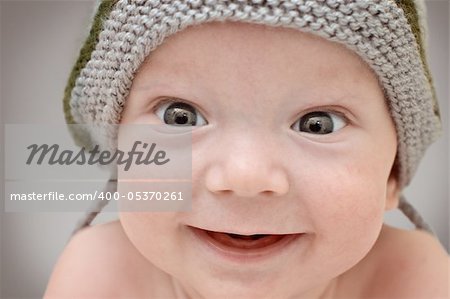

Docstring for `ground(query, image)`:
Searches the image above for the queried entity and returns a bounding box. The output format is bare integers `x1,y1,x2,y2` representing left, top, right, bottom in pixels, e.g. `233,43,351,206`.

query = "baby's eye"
292,111,346,134
155,101,207,126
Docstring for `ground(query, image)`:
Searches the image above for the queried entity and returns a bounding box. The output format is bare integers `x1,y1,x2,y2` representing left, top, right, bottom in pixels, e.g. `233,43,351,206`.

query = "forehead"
134,22,381,101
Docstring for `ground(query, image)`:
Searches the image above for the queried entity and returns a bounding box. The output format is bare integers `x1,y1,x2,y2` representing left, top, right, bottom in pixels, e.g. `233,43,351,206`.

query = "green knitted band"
395,0,439,117
63,0,118,146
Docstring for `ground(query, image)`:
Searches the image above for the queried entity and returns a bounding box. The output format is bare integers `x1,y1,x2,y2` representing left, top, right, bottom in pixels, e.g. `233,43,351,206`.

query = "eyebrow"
131,75,211,112
132,66,369,111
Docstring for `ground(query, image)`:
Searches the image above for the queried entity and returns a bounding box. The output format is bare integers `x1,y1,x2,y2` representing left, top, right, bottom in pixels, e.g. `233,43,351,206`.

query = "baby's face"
119,22,398,298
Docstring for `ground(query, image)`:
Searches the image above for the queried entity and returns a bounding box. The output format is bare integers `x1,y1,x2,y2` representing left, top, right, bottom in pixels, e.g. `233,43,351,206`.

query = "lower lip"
187,226,303,264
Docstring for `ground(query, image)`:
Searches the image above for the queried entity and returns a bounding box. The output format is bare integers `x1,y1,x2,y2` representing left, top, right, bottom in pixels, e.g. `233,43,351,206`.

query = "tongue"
206,231,285,250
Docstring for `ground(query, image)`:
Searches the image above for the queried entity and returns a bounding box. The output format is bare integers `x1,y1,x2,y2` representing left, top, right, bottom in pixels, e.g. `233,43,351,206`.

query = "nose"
204,133,289,198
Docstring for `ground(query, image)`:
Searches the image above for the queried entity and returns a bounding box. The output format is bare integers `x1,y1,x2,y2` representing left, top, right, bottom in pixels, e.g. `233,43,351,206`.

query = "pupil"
309,120,322,133
175,113,189,124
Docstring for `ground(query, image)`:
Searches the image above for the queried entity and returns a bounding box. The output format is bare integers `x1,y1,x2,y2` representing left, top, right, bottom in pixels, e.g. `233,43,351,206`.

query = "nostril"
210,189,278,197
211,189,233,195
261,190,276,196
205,165,289,197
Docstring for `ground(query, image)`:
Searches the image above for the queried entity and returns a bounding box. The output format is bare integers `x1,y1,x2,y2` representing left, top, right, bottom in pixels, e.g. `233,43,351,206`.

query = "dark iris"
299,112,333,134
163,102,197,126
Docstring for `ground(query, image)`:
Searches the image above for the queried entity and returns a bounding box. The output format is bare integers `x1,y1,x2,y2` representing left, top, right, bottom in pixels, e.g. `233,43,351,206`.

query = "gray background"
0,1,448,298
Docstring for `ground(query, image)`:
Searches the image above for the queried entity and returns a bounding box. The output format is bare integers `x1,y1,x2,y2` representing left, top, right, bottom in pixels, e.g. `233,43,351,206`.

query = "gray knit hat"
64,0,441,233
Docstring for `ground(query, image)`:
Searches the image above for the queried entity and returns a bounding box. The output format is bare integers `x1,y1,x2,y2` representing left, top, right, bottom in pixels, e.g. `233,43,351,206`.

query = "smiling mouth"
206,230,287,250
189,226,301,252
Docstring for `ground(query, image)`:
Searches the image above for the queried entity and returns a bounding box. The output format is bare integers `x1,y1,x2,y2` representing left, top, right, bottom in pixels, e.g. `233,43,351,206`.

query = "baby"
45,1,448,298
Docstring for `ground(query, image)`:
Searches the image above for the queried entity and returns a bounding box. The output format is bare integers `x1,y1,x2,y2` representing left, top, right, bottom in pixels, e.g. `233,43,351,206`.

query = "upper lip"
186,225,304,236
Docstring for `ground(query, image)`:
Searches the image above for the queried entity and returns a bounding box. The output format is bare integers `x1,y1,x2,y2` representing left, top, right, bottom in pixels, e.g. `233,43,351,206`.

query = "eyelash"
153,98,349,134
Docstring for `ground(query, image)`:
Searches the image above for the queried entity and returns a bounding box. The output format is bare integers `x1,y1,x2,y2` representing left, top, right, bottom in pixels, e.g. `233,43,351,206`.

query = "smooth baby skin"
45,22,449,299
45,221,448,298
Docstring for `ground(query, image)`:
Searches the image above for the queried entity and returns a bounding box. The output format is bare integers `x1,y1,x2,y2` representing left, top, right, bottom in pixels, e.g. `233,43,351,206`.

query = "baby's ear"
385,163,401,211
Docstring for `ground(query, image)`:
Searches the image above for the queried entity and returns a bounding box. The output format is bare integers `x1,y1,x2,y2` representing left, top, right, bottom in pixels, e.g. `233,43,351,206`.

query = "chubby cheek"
119,211,183,273
299,153,390,270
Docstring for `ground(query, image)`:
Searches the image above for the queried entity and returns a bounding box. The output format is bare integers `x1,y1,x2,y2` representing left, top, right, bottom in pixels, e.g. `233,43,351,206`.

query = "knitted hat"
64,0,441,233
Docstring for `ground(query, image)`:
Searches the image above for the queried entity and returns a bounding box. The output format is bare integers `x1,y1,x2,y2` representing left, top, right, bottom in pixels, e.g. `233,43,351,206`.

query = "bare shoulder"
44,220,162,298
365,224,449,299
